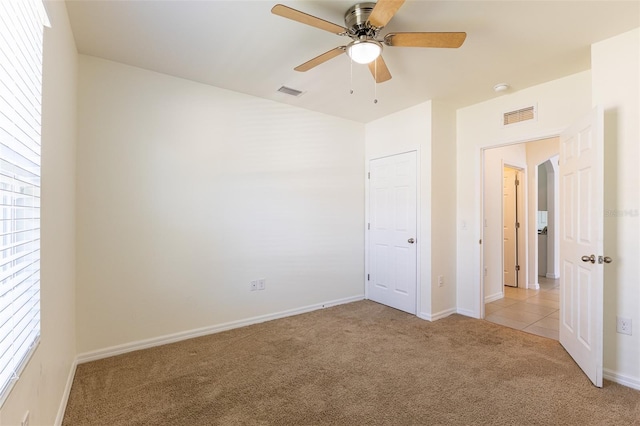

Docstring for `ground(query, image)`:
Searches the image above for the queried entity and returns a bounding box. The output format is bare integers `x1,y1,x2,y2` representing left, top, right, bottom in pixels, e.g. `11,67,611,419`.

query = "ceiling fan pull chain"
373,60,378,104
349,57,354,95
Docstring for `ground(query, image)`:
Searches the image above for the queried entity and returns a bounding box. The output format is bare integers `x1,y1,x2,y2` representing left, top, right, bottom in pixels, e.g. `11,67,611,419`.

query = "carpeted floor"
63,300,640,425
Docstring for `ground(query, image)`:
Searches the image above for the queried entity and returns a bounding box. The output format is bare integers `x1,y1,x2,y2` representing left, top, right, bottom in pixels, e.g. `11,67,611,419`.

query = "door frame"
364,149,421,317
479,130,563,319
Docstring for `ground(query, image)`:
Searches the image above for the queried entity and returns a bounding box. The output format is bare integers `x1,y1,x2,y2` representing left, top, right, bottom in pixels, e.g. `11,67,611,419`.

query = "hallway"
485,277,560,340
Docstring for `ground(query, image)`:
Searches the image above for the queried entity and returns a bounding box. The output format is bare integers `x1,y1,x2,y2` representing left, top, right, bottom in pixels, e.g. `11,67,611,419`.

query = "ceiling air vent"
277,86,303,97
503,105,536,126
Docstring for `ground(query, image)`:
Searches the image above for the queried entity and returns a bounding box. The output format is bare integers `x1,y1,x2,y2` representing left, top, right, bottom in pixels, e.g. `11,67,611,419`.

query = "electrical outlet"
617,317,632,335
21,411,29,426
438,275,444,287
249,281,257,291
257,279,266,291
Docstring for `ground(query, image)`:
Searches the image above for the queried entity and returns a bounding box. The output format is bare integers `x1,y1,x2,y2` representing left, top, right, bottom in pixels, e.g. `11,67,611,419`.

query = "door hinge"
367,223,370,230
367,274,370,281
515,179,520,186
367,172,370,179
516,265,520,271
515,222,520,229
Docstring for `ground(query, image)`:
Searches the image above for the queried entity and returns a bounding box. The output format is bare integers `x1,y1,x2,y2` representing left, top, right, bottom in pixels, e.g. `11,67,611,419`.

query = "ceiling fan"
272,0,467,83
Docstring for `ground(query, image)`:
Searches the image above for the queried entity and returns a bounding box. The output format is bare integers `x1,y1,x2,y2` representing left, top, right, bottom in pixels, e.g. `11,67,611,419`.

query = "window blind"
0,0,47,405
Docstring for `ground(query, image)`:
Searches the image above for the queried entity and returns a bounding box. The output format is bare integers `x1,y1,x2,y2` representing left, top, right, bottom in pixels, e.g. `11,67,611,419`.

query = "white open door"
368,151,417,314
559,107,604,387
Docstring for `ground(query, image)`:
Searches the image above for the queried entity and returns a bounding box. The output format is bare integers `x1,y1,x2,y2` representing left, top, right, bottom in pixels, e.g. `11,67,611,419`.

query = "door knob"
581,254,595,264
408,238,415,244
598,256,613,264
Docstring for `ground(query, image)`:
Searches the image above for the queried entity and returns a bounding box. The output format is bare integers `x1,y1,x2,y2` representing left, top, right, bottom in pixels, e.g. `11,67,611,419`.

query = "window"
0,0,48,405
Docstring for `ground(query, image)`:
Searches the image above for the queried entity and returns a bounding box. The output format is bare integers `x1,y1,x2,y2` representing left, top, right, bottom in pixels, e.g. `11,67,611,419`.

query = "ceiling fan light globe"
347,40,382,64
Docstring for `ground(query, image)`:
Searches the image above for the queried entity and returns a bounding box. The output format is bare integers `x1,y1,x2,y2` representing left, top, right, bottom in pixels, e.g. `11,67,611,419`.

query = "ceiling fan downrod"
344,2,379,39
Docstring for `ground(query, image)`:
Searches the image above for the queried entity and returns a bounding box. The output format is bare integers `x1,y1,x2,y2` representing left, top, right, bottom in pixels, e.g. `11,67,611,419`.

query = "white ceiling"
65,0,640,123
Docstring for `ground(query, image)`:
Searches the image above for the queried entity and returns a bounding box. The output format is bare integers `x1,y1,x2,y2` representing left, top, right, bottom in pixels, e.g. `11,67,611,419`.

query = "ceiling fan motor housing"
345,2,378,38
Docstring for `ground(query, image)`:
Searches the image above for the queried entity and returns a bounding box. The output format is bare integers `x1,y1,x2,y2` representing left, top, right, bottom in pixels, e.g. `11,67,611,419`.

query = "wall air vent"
503,105,536,126
277,86,304,97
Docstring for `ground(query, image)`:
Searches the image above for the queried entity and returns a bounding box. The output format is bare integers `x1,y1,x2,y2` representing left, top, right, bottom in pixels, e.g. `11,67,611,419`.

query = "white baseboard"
418,308,457,322
603,368,640,391
528,282,540,290
484,292,503,303
456,307,478,319
54,358,77,426
76,295,364,364
417,312,431,321
545,273,560,279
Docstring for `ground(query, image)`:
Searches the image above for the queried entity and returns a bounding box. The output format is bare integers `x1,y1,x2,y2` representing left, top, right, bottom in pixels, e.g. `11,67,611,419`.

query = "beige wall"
430,102,458,318
456,70,592,317
0,2,78,425
75,56,366,355
592,28,640,388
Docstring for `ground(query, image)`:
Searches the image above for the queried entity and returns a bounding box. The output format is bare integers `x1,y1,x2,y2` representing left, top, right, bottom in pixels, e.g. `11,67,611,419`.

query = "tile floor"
485,277,560,340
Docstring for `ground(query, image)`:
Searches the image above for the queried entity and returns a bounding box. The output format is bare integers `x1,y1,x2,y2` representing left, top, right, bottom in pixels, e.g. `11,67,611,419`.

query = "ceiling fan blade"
294,47,346,72
368,55,392,83
271,4,347,35
384,32,467,48
368,0,405,28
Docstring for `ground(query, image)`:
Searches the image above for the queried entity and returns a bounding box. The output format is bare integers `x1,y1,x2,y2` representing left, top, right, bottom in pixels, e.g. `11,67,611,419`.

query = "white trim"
456,308,478,319
417,312,431,321
54,359,77,426
419,308,457,322
545,273,560,279
529,281,540,290
77,295,364,364
484,292,503,304
603,368,640,391
364,160,370,301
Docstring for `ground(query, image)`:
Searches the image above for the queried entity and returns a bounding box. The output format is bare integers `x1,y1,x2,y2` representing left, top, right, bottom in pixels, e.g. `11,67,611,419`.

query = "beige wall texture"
75,56,366,355
592,28,640,388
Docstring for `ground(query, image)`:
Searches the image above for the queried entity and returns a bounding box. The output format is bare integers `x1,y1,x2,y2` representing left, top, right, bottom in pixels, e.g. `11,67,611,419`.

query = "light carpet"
63,300,640,425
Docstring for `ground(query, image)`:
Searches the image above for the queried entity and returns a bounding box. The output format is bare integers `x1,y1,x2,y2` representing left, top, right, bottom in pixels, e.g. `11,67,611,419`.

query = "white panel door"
559,107,604,387
368,151,417,314
503,167,518,287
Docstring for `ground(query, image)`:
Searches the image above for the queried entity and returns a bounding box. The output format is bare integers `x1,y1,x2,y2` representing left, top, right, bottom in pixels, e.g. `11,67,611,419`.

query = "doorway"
367,151,418,314
480,109,605,387
536,156,559,281
483,138,560,339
